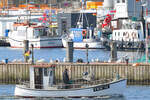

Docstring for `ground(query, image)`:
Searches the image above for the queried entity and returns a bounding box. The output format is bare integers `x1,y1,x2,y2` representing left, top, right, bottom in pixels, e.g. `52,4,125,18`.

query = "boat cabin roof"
13,22,37,26
13,22,45,29
30,26,45,28
32,64,56,68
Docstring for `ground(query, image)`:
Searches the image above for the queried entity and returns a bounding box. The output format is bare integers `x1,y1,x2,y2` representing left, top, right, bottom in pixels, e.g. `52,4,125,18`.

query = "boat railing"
20,81,30,88
20,78,116,89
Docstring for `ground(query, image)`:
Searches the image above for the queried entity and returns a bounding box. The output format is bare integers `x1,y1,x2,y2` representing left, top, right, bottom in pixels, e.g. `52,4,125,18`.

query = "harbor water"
0,47,110,62
0,47,143,63
0,47,147,100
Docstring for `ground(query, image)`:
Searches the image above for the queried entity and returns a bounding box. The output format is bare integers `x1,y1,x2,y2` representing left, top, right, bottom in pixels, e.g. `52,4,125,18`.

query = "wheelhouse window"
44,68,48,76
148,23,150,36
13,27,17,31
118,32,120,36
123,32,126,36
122,0,125,3
39,29,43,36
50,70,53,76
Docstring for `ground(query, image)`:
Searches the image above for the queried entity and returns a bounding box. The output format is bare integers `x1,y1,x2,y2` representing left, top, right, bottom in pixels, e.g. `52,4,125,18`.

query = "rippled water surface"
0,47,142,63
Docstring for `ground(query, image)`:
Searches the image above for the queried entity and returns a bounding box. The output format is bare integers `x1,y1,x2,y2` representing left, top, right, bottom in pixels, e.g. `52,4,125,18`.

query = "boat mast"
81,0,84,28
77,0,84,28
50,0,53,36
7,0,9,16
26,0,28,40
134,0,136,17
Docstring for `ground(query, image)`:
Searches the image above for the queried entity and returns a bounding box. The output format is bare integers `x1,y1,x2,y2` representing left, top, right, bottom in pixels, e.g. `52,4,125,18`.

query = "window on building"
50,70,53,76
123,32,126,36
122,0,125,3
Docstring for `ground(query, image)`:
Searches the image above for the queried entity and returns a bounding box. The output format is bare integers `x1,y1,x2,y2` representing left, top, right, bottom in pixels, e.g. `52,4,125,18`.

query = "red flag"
110,10,116,13
38,17,43,21
146,8,148,16
102,14,112,28
43,13,47,17
42,21,46,23
43,17,47,21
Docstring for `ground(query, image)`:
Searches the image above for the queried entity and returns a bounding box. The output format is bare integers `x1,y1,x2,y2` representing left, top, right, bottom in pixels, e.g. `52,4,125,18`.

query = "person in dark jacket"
63,68,69,84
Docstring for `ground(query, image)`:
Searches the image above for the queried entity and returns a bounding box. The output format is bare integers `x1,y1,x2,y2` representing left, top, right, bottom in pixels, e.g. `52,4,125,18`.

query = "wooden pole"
110,41,117,62
85,44,89,63
23,40,29,63
66,41,74,62
31,44,34,64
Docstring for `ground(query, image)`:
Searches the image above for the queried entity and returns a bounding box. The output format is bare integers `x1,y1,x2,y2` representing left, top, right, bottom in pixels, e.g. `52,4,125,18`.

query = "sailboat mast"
81,0,84,28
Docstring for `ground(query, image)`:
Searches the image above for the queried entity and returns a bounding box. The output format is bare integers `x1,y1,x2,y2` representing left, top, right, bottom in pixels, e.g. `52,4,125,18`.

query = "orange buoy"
82,30,87,36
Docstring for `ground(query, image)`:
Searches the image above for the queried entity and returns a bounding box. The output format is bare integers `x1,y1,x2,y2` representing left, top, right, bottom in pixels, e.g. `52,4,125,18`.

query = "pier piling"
66,41,74,62
85,44,89,63
23,40,29,62
31,44,34,64
110,41,117,62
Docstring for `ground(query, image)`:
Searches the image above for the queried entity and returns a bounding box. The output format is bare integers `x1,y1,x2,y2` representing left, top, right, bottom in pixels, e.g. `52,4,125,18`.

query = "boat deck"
20,78,119,90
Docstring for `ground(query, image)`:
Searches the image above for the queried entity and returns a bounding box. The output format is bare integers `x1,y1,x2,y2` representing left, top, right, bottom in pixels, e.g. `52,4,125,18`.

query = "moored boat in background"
8,22,62,48
62,28,104,49
110,19,146,50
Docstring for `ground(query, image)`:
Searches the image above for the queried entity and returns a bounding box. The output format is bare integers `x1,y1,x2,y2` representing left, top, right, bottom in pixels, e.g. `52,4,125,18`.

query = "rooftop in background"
0,0,104,9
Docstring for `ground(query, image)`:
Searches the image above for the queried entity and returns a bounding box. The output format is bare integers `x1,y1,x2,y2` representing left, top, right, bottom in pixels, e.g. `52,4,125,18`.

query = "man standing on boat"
63,69,70,84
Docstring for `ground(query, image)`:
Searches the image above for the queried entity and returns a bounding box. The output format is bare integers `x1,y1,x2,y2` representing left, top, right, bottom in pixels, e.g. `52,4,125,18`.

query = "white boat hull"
62,39,104,49
15,79,126,98
8,37,63,48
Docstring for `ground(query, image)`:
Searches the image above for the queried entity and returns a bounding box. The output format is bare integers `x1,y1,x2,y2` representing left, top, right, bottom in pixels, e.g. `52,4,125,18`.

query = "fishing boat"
62,1,104,49
62,28,104,49
8,22,62,48
110,19,146,50
14,64,126,98
0,14,43,37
